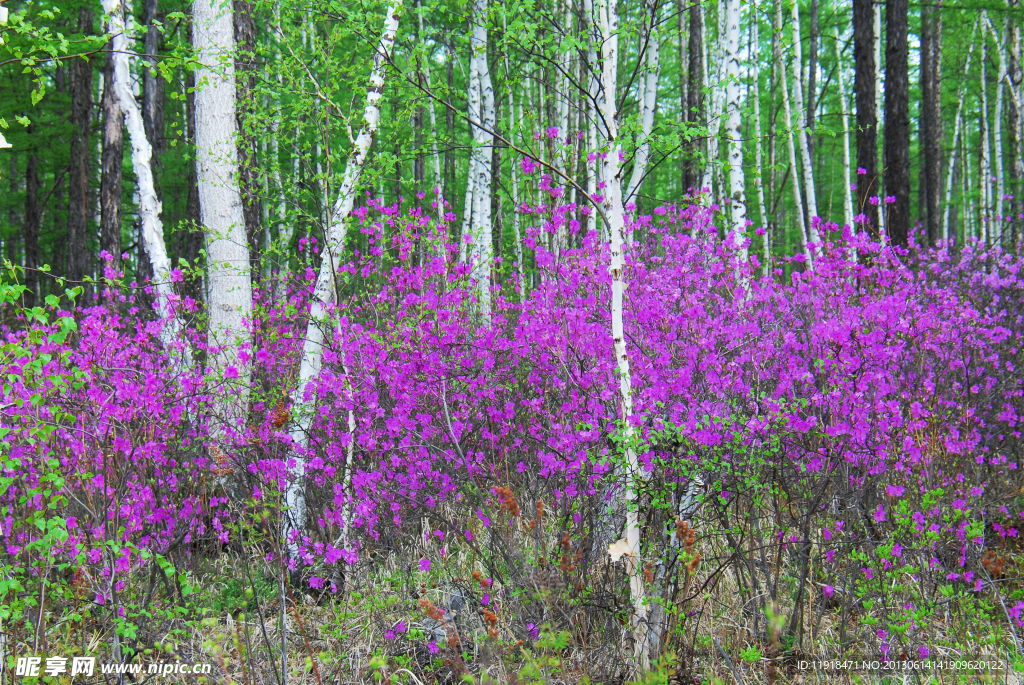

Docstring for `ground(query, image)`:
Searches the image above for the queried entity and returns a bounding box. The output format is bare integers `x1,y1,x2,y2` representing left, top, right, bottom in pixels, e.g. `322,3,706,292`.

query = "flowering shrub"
2,193,1024,681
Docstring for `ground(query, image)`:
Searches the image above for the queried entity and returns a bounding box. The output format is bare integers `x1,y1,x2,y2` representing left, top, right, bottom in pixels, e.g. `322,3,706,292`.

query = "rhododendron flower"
857,167,868,175
419,558,431,573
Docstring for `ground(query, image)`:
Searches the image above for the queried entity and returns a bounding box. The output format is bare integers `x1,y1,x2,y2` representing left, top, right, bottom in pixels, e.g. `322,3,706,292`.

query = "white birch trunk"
594,0,648,669
194,0,253,417
790,0,819,242
775,0,811,265
468,0,495,322
584,0,602,239
723,0,747,265
596,0,649,670
943,22,978,242
624,0,660,208
701,2,724,196
834,26,854,233
285,1,402,549
102,0,176,334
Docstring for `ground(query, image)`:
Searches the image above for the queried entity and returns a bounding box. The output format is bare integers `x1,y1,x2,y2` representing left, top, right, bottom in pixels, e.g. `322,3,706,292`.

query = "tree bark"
883,0,910,246
752,10,769,274
143,0,164,179
468,0,495,321
103,0,176,323
1010,0,1023,244
67,7,93,283
100,40,123,259
806,0,818,162
683,1,703,193
921,3,942,245
853,0,878,231
790,1,818,238
24,148,40,304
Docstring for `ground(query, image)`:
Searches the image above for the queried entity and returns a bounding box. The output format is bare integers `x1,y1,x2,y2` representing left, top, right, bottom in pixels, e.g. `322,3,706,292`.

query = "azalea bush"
2,194,1024,683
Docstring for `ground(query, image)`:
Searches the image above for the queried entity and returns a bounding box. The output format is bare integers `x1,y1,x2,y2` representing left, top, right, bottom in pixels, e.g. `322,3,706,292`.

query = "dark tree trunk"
919,10,931,233
67,7,93,283
683,2,704,193
806,0,819,162
884,0,910,246
854,0,879,229
234,0,262,286
182,66,204,304
142,0,164,181
25,149,41,304
100,42,123,259
922,4,942,245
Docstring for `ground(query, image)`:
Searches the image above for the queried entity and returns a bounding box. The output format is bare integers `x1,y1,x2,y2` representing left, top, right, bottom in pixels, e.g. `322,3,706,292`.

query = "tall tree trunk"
468,0,495,321
806,0,818,163
922,3,942,245
701,2,723,196
100,42,123,260
24,148,40,304
285,1,402,550
624,0,660,207
988,14,1007,239
103,0,176,323
595,0,648,669
683,1,703,193
723,0,746,264
776,0,810,264
67,7,93,283
980,29,992,245
835,26,854,233
790,1,818,238
183,60,204,303
234,0,262,286
194,0,253,411
883,0,909,246
416,2,445,227
142,0,164,183
853,0,878,231
874,0,885,238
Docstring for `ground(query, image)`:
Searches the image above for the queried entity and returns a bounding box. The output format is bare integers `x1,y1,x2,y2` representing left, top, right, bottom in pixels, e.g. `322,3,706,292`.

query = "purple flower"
823,585,834,598
857,167,868,175
419,558,431,573
885,195,896,204
521,157,537,174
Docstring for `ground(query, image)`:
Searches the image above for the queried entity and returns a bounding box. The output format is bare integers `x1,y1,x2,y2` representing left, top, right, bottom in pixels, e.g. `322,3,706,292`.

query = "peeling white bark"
597,0,648,669
873,2,885,240
417,2,446,228
102,0,175,333
285,1,402,549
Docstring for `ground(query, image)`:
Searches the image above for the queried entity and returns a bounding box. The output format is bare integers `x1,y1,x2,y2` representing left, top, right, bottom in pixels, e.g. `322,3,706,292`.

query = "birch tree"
723,0,746,260
751,5,769,274
775,0,811,264
102,0,176,329
194,0,253,422
468,0,495,321
285,1,403,548
595,0,650,668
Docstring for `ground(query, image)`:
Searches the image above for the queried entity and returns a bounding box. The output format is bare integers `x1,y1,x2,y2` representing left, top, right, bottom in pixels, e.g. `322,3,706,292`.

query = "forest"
1,0,1023,682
